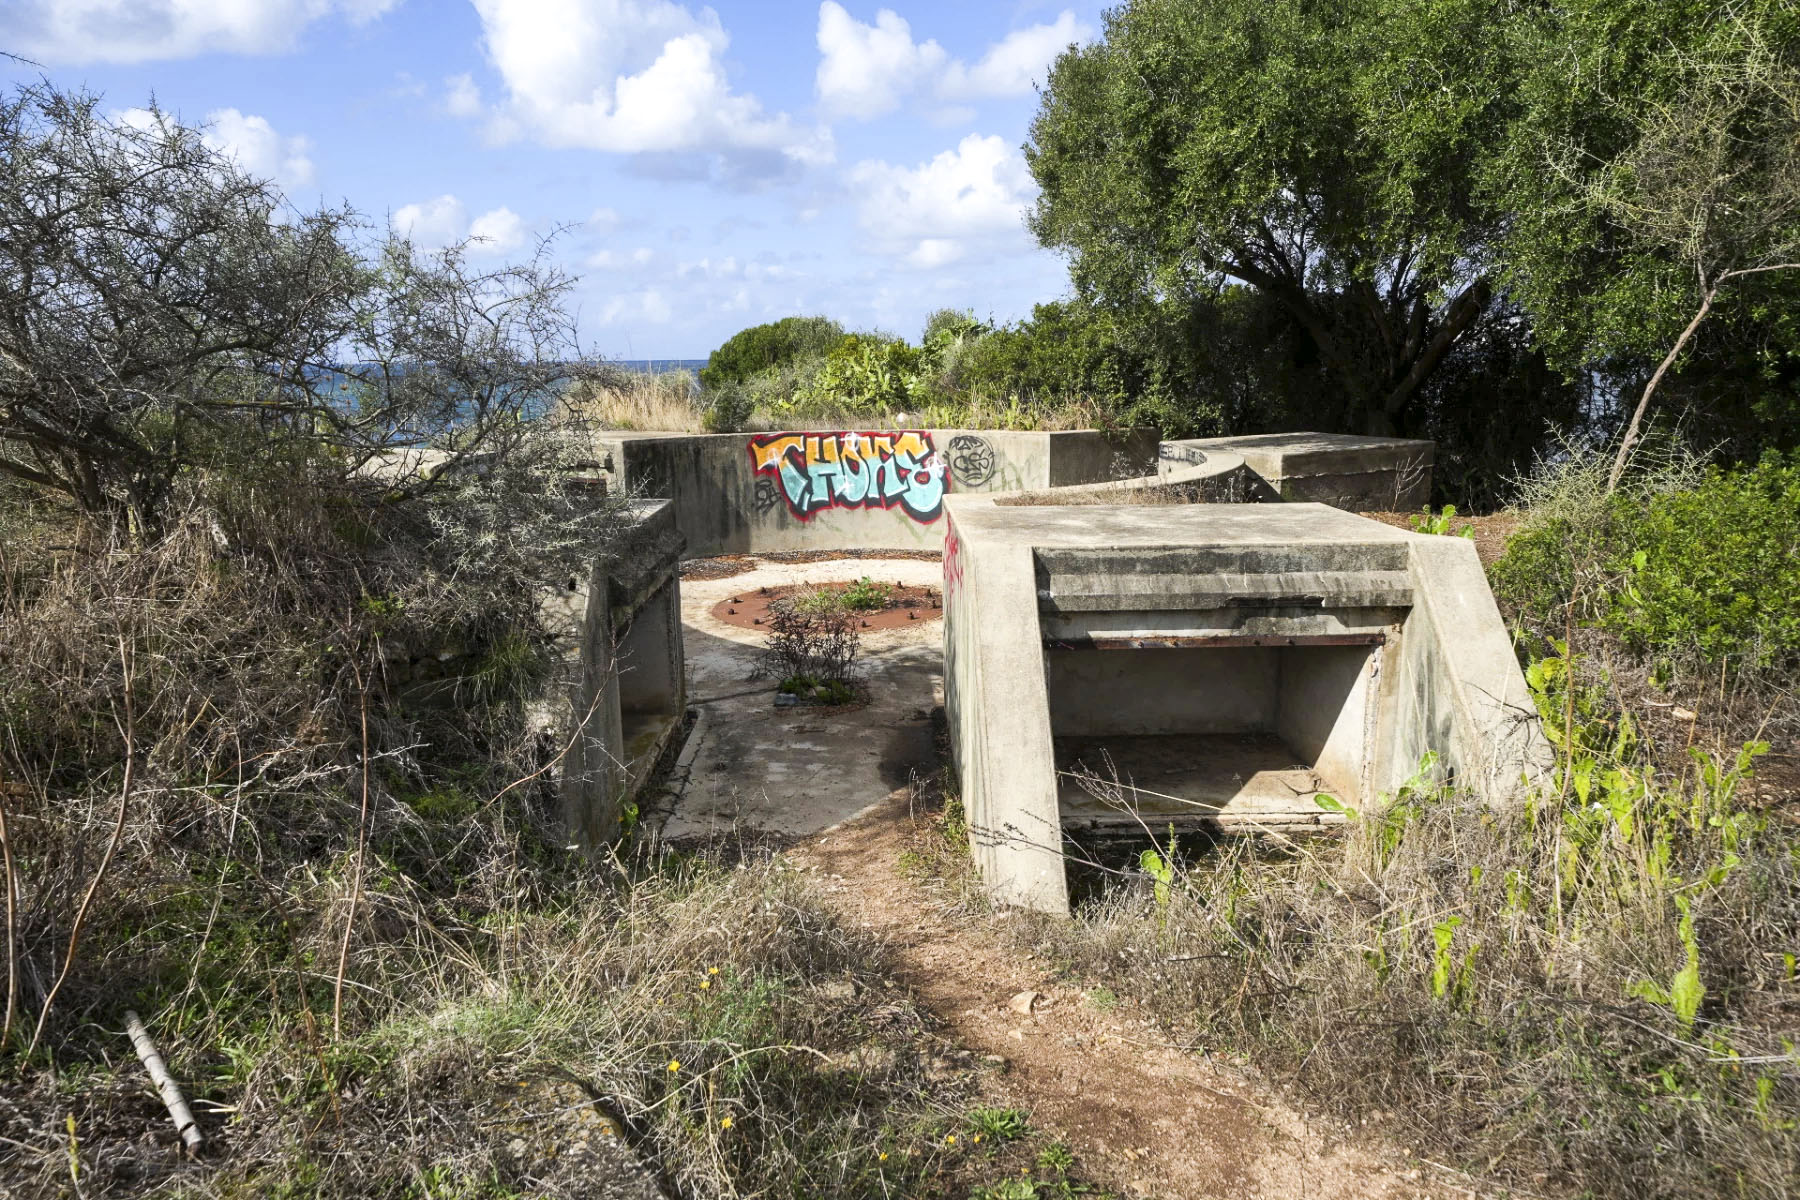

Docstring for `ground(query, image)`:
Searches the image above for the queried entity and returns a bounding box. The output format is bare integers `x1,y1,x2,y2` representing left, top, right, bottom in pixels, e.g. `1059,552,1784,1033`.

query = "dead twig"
333,659,373,1041
0,762,17,1049
27,632,137,1058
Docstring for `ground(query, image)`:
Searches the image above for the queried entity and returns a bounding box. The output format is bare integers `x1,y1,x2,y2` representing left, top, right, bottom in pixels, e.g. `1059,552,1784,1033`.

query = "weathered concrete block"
542,499,688,850
941,497,1547,915
1162,433,1435,511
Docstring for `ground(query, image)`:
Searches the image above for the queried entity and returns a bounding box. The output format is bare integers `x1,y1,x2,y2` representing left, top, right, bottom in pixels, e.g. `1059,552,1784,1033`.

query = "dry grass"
562,370,707,433
0,854,1018,1199
1007,740,1798,1199
0,471,1089,1199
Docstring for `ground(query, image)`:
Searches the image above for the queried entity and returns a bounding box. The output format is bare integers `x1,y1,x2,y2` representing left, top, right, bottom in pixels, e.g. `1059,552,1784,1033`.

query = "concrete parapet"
539,499,688,849
996,449,1254,507
1162,433,1434,511
595,428,1158,558
941,497,1548,914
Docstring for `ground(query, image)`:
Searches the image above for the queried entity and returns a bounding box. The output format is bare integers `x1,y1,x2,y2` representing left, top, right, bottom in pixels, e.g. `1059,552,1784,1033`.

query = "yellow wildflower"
667,1059,681,1073
720,1116,734,1130
708,966,720,975
946,1134,957,1145
700,979,711,990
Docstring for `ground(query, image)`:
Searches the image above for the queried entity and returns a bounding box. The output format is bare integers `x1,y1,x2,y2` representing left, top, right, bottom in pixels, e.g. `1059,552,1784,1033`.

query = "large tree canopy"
1027,0,1516,438
1491,0,1800,484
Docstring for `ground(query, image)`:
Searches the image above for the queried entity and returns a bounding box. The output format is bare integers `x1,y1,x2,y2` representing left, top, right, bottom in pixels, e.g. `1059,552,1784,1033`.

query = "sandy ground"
656,554,1487,1199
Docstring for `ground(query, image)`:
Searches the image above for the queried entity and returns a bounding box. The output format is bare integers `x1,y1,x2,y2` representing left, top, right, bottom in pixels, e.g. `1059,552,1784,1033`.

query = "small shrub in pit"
1409,504,1474,537
759,594,862,703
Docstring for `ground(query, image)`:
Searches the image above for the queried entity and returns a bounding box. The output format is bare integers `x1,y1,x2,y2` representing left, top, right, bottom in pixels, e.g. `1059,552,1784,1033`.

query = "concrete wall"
1274,644,1379,804
1045,642,1378,804
597,428,1158,558
1163,433,1434,511
1048,646,1281,736
1387,537,1552,797
543,500,688,849
943,514,1070,913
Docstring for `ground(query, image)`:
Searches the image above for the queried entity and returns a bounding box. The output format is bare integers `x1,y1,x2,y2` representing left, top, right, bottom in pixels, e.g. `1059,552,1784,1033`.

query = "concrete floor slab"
1055,733,1345,831
655,557,945,842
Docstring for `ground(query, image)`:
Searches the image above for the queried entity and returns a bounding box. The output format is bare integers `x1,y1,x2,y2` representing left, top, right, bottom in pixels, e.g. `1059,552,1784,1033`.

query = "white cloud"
203,109,315,189
939,13,1085,99
815,4,1088,121
587,246,655,269
849,133,1037,267
392,195,469,248
908,238,962,269
5,0,399,64
815,2,946,121
598,288,674,326
444,73,483,118
462,0,830,170
392,195,529,256
468,206,527,255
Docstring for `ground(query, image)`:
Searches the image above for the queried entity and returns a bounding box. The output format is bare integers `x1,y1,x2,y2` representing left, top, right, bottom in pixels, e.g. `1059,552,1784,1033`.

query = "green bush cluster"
697,300,1236,433
1606,452,1800,668
797,333,923,413
1494,452,1800,676
697,315,844,392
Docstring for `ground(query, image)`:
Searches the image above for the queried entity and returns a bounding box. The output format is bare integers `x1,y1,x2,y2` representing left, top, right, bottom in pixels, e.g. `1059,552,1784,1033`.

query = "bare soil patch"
791,792,1457,1200
682,548,944,582
709,580,944,632
1359,510,1520,568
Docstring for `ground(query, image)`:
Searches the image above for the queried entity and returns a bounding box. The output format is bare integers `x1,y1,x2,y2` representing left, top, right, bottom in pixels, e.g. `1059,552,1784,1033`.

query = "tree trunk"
1607,287,1716,494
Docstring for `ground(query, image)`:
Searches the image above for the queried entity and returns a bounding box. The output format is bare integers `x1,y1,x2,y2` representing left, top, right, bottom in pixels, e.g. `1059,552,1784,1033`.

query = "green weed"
1410,504,1474,537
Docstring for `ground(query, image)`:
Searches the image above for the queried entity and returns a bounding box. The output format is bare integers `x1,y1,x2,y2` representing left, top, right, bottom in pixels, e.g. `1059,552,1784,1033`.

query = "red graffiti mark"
943,517,965,603
747,430,949,522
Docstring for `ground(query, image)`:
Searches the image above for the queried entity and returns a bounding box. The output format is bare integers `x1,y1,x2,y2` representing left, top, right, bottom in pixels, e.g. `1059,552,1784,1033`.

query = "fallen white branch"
124,1010,202,1156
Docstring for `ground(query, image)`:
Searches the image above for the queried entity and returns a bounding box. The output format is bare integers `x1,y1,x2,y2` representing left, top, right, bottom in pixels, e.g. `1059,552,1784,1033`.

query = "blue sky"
2,0,1108,360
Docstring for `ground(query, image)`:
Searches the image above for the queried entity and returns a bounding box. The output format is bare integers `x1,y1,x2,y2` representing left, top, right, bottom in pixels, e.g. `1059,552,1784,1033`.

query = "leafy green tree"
1027,0,1515,438
1493,0,1800,489
698,316,844,391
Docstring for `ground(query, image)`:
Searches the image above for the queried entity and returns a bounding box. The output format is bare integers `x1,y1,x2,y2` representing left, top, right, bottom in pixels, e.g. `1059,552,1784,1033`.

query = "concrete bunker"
943,498,1549,914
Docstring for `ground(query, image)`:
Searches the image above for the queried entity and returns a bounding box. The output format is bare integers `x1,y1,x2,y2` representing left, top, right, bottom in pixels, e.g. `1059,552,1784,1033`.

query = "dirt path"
792,793,1458,1200
665,555,1477,1199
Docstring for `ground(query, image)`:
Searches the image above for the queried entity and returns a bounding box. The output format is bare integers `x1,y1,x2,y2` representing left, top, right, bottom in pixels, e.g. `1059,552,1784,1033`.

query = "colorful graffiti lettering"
747,431,949,522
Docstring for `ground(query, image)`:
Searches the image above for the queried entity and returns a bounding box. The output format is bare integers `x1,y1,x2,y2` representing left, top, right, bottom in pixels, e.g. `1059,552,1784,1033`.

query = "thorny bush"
758,591,863,697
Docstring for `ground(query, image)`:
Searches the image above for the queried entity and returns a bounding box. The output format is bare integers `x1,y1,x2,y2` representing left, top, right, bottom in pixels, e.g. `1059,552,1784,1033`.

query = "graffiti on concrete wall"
747,431,949,522
945,434,997,488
